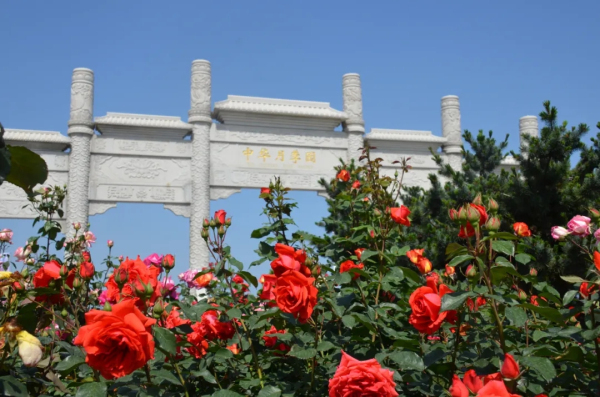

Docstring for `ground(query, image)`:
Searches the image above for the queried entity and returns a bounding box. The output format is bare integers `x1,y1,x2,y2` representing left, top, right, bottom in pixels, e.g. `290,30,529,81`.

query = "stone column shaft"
66,68,94,236
188,60,212,270
342,73,365,163
441,95,463,170
519,115,539,155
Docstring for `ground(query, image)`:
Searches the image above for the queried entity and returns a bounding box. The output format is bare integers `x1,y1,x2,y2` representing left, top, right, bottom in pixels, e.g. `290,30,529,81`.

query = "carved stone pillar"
342,73,365,163
188,60,212,270
519,115,539,155
66,68,94,236
441,95,463,170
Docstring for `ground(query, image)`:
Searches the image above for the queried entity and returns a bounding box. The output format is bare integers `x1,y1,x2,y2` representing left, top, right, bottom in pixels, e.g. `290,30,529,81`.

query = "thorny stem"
173,361,190,397
144,364,153,385
483,273,506,353
450,312,463,379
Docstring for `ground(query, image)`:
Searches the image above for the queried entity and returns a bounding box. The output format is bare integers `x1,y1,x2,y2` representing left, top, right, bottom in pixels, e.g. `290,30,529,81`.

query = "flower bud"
448,208,459,223
457,206,468,224
466,206,481,224
59,265,69,278
225,218,232,226
201,229,209,240
162,254,175,270
218,226,226,236
103,301,112,311
209,219,217,228
107,240,114,248
26,258,35,266
374,208,382,217
61,309,68,317
114,268,129,287
472,193,483,206
466,264,478,279
144,281,155,299
312,265,321,277
485,217,501,231
12,281,24,292
153,300,165,317
488,198,499,214
73,222,81,231
73,277,83,289
517,289,527,301
118,255,124,263
203,218,210,228
529,268,538,277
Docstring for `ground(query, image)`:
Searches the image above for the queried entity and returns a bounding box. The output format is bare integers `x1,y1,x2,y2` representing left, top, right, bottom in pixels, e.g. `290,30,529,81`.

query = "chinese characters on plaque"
242,147,316,164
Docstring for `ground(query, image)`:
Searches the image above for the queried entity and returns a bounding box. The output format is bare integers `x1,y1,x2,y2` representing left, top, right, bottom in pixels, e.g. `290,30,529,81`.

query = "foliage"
0,133,599,396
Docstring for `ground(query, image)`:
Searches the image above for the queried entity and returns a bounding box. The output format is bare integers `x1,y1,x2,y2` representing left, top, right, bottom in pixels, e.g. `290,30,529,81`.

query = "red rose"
580,282,597,299
408,286,449,334
458,223,475,238
198,310,235,341
328,351,398,397
214,209,227,225
260,187,271,195
105,256,161,308
259,274,277,301
512,222,531,237
351,180,361,189
595,251,600,272
390,205,411,226
79,261,95,279
501,353,520,379
274,270,318,323
339,260,364,280
450,374,469,397
187,322,209,359
337,169,350,182
354,248,365,260
82,251,91,262
270,243,310,277
470,203,488,225
463,369,483,393
33,260,75,304
476,380,521,397
73,300,156,379
263,325,290,352
165,307,191,329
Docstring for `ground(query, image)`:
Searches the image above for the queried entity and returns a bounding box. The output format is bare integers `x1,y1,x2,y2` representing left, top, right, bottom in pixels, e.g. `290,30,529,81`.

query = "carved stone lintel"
89,202,117,216
164,204,191,218
342,73,365,130
210,188,241,200
519,115,538,153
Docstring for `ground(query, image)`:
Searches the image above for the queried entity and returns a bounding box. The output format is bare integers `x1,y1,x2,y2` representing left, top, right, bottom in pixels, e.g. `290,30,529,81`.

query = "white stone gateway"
0,60,539,269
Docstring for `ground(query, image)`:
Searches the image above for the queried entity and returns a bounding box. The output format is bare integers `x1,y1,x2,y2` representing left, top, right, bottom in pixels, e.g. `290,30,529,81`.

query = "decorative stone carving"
188,60,212,123
441,95,463,170
210,188,241,200
68,69,94,129
519,116,538,153
89,202,117,216
164,204,191,218
342,74,365,130
117,159,167,179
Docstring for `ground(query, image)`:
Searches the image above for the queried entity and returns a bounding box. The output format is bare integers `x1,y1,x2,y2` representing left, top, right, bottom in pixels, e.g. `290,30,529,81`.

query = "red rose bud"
517,289,527,301
152,299,165,317
12,281,24,292
501,353,520,379
485,217,501,231
260,187,271,195
59,265,69,278
82,251,91,262
590,208,600,221
201,229,209,240
203,218,210,228
374,208,382,217
218,226,226,236
79,261,95,279
225,218,232,226
529,268,538,277
73,277,83,289
209,219,217,228
466,265,478,279
487,198,499,214
336,169,350,182
466,206,481,224
448,208,459,223
351,180,361,189
162,254,175,270
114,268,129,287
472,193,483,206
457,206,468,224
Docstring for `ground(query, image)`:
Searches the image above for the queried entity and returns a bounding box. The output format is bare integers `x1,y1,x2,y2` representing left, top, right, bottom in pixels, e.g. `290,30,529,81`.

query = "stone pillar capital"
342,73,365,133
68,68,94,134
188,60,212,124
441,95,463,170
519,115,539,153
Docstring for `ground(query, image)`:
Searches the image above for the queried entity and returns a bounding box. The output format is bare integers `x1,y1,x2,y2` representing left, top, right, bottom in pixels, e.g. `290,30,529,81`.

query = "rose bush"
0,148,599,396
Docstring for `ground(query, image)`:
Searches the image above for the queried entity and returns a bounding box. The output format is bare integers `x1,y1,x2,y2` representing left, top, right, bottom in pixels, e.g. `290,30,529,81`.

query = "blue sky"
1,1,599,280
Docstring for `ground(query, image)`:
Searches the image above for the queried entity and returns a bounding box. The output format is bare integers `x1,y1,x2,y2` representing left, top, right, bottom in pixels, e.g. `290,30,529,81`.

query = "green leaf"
520,356,556,382
491,241,514,257
342,315,356,328
560,275,588,284
5,146,48,194
153,326,177,355
440,291,476,312
227,308,242,319
212,390,244,397
75,382,107,397
514,253,531,265
258,385,282,397
448,254,474,267
445,242,466,257
215,348,234,359
359,250,378,262
519,304,564,323
390,245,410,256
398,267,421,284
582,326,600,341
251,227,270,239
236,271,258,288
505,307,527,327
150,369,182,386
287,346,317,359
195,369,218,384
54,354,85,373
488,231,518,240
389,351,425,371
563,290,578,306
317,341,336,351
229,257,243,271
16,302,38,335
0,376,28,397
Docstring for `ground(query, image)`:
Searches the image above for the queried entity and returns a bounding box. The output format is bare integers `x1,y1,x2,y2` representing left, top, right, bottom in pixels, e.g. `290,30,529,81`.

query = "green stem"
173,362,190,397
589,302,600,384
450,312,463,379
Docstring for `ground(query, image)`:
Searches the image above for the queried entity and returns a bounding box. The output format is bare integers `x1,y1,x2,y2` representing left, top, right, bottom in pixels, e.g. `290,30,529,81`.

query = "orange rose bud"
351,180,361,189
590,208,600,221
445,264,455,277
390,205,411,226
59,264,69,278
466,265,478,279
529,268,538,277
260,187,271,196
416,257,432,274
227,343,241,355
513,222,531,237
336,169,350,182
517,289,527,301
501,353,520,379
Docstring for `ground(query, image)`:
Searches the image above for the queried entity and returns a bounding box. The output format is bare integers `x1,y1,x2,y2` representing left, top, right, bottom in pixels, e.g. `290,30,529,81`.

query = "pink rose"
567,215,591,236
98,290,108,305
14,246,31,262
551,226,570,240
594,229,600,242
143,253,164,268
0,229,13,244
84,231,96,247
160,277,179,300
